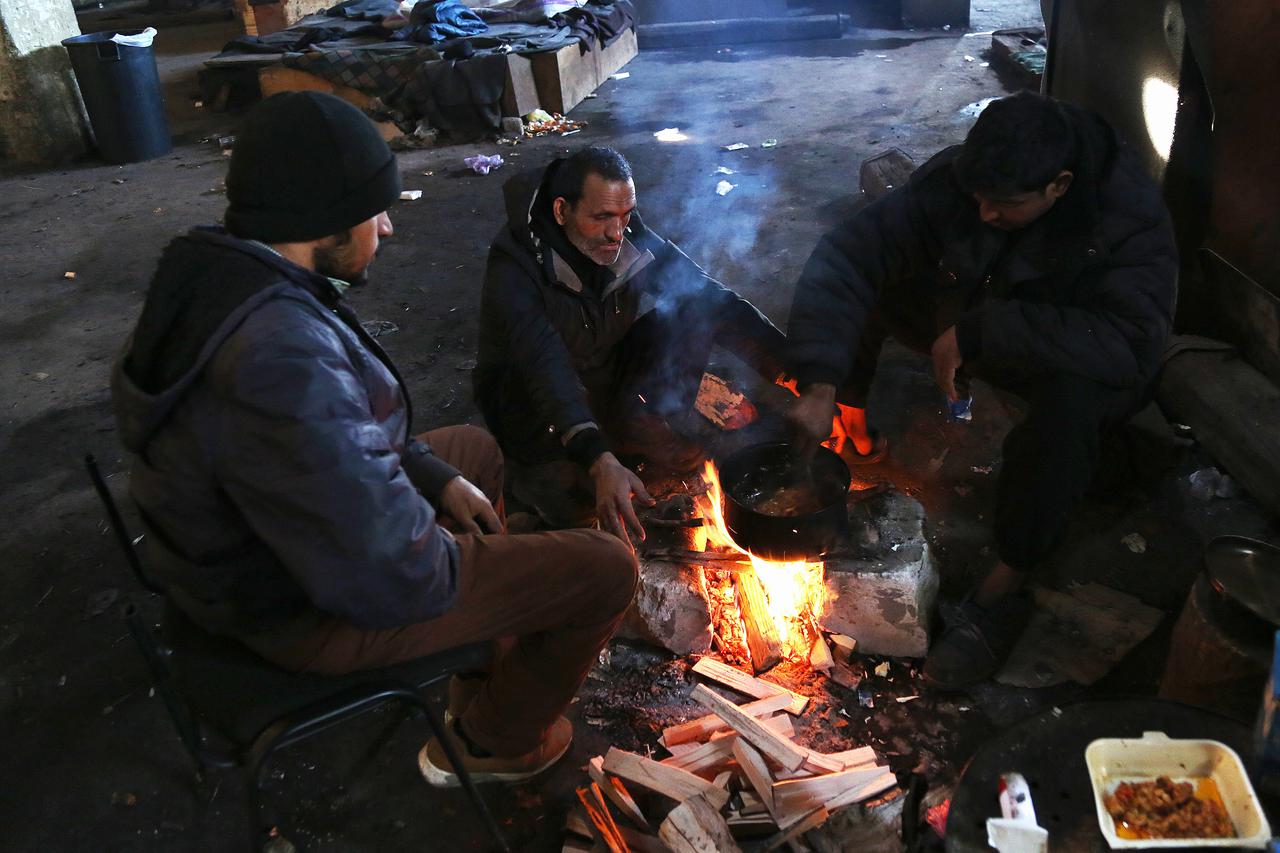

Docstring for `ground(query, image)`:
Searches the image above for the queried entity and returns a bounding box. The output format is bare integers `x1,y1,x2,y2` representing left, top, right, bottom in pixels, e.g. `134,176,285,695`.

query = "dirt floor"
2,3,1278,851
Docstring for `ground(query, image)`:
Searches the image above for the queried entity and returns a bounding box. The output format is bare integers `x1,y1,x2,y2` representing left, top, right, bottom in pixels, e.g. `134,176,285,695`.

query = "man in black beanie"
112,92,638,788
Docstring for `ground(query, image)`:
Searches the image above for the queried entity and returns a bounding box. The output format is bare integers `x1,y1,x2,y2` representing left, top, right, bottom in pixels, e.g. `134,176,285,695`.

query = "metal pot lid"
1204,535,1280,628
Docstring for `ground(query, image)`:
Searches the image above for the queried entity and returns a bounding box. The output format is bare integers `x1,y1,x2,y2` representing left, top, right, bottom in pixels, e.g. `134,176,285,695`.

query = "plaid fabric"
282,46,436,96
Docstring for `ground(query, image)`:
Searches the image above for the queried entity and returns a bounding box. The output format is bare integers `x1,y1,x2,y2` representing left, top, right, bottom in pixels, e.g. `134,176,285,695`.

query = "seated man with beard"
474,146,790,547
111,93,637,788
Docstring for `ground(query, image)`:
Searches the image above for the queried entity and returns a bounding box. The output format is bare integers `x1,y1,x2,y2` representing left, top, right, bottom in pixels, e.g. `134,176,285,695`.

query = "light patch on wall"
1142,76,1179,162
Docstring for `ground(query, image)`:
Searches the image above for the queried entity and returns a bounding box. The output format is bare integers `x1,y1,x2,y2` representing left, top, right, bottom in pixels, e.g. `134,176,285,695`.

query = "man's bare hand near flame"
786,382,837,460
590,452,655,551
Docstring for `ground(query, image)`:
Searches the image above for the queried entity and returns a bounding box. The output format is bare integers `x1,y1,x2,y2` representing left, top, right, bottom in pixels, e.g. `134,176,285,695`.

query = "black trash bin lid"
1205,535,1280,627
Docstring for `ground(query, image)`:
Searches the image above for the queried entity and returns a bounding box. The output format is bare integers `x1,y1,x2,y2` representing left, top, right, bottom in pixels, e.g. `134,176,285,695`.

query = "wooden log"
823,769,897,810
501,53,540,118
737,790,769,816
590,25,638,88
659,794,743,853
567,808,668,853
589,756,650,830
663,715,794,775
732,739,776,817
825,746,877,769
665,742,703,758
800,750,846,776
735,568,784,673
691,685,809,772
531,37,601,115
773,765,889,814
827,634,857,663
712,770,734,790
726,811,778,839
662,693,793,747
691,657,809,715
578,784,629,853
603,748,730,809
808,636,834,672
761,808,829,852
828,661,862,691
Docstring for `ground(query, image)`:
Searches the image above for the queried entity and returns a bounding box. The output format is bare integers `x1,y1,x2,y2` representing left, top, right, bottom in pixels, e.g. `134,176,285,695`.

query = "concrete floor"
2,5,1277,851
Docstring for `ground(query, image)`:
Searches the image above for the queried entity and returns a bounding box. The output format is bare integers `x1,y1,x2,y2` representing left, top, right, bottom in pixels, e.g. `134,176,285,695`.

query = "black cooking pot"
717,441,851,561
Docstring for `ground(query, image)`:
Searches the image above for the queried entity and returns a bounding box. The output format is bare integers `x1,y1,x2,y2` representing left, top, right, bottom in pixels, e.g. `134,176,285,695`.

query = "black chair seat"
85,454,508,850
164,603,489,746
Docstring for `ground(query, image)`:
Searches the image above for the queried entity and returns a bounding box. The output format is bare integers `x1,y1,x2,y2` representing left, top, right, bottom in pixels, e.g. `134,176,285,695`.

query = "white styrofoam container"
1085,731,1271,849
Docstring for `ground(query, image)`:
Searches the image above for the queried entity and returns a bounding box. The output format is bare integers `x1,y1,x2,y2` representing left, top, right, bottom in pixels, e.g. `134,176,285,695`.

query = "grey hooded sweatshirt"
112,228,462,637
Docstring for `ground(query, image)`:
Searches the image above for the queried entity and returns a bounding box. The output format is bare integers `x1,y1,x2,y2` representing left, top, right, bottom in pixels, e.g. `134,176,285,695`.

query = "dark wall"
1046,0,1280,385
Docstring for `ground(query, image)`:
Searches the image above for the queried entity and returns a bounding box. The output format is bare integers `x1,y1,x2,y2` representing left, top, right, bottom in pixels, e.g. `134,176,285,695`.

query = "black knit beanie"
225,92,401,243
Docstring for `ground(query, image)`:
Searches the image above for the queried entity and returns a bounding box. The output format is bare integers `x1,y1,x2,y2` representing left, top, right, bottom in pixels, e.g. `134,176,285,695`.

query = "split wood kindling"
565,660,897,851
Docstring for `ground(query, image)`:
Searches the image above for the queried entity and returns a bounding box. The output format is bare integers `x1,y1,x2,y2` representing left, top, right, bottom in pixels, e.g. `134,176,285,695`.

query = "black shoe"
923,590,1033,690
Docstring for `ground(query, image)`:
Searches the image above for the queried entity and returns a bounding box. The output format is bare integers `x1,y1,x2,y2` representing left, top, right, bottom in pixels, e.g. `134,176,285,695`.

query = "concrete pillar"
0,0,91,166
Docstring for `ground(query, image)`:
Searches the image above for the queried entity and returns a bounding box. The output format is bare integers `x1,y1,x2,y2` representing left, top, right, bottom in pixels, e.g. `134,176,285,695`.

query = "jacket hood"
112,228,338,453
501,159,561,252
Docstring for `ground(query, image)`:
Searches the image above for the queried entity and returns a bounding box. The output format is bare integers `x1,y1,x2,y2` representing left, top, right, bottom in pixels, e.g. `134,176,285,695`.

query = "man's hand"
931,326,963,402
786,383,837,460
439,476,503,536
590,452,654,550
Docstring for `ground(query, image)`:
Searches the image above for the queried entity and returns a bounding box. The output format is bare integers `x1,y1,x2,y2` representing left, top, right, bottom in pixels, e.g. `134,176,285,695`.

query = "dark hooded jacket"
112,228,462,637
787,105,1178,392
474,159,785,466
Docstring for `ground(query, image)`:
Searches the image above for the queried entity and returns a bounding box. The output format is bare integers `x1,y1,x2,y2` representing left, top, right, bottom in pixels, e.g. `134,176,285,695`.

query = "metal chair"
85,454,510,852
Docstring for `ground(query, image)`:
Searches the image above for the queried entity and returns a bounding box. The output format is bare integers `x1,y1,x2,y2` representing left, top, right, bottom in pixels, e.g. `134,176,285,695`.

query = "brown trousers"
247,425,639,756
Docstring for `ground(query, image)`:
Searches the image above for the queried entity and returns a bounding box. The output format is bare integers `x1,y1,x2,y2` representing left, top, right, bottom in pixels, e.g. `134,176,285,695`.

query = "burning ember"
695,461,826,665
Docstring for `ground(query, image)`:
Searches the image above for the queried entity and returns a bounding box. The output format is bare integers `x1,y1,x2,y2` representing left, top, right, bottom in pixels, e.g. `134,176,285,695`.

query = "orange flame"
696,461,826,658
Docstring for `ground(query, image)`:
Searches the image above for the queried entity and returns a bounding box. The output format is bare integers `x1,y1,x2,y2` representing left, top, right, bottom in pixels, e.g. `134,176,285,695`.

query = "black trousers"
840,300,1149,573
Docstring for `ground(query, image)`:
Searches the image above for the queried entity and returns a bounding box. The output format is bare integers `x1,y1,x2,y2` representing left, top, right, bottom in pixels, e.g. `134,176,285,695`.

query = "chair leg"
245,689,510,853
416,700,512,853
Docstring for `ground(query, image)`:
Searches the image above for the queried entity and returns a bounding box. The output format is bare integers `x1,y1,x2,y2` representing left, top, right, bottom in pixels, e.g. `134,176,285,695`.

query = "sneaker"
443,674,484,724
418,716,573,787
923,590,1033,690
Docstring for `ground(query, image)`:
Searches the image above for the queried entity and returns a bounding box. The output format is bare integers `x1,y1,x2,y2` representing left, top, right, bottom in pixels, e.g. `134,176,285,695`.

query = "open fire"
694,461,827,666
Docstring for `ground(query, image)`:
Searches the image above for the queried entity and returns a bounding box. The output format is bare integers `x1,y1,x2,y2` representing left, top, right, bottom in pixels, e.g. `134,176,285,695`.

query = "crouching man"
111,93,637,785
786,93,1177,688
474,146,789,547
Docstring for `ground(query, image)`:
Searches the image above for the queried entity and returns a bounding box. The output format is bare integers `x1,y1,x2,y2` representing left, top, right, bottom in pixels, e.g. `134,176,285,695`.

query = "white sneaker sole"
417,736,572,788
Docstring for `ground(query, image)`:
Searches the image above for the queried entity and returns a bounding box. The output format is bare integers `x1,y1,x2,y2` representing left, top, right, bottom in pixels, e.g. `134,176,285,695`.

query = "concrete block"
619,560,713,656
0,0,91,165
819,491,939,658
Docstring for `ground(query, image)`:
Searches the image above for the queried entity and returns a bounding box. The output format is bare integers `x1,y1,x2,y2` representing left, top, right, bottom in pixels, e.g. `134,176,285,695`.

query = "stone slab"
619,560,713,656
819,491,938,658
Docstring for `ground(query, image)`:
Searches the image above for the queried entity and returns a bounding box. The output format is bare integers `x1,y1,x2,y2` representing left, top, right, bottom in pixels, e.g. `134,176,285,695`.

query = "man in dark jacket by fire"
475,147,788,547
786,93,1178,688
111,93,638,787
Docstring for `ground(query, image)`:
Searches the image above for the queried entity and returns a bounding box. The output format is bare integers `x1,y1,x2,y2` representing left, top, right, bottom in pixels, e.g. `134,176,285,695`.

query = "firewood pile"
564,657,897,852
